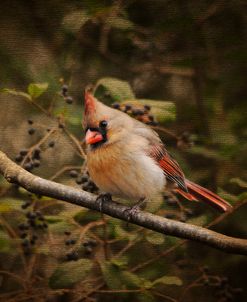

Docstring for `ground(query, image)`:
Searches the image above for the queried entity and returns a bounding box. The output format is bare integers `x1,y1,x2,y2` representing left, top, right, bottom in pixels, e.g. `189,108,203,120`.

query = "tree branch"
0,150,246,255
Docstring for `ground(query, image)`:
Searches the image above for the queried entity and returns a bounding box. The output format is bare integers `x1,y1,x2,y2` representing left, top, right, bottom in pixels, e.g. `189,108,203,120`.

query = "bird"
83,89,232,213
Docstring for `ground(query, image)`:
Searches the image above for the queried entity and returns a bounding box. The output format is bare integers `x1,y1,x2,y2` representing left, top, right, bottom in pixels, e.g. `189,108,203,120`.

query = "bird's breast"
86,143,166,201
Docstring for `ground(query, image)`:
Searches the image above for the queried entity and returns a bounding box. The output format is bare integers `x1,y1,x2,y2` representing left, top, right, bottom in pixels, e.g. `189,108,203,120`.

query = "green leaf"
28,83,48,99
0,88,31,101
187,215,207,226
100,261,123,289
63,10,90,33
152,276,183,287
114,224,138,241
138,291,156,302
94,77,135,103
146,232,165,245
0,230,12,253
188,146,221,160
230,178,247,189
110,256,128,268
49,220,75,235
49,258,93,289
120,271,143,289
101,261,145,290
0,198,22,213
73,209,101,225
124,99,176,124
106,16,133,30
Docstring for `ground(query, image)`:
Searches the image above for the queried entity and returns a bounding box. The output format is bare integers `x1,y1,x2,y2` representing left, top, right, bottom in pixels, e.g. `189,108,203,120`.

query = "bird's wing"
133,123,187,191
148,143,188,192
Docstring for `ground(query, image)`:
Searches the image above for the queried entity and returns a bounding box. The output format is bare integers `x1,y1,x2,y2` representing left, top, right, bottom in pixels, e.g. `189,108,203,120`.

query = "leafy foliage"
0,0,246,301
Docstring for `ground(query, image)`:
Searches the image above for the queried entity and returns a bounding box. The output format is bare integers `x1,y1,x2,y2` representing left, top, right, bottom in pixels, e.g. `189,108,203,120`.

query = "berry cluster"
69,169,99,194
112,102,158,126
64,231,97,261
201,266,243,301
60,83,73,105
15,120,56,171
18,198,48,256
15,146,41,171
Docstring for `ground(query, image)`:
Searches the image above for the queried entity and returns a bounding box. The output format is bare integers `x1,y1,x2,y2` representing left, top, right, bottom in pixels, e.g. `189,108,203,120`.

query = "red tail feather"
176,179,232,212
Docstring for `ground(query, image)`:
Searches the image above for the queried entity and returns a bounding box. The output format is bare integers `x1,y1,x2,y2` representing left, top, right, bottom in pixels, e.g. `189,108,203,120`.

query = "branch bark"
0,150,246,255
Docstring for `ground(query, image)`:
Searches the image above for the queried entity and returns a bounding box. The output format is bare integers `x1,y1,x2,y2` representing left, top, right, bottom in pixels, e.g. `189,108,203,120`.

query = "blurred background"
0,0,246,301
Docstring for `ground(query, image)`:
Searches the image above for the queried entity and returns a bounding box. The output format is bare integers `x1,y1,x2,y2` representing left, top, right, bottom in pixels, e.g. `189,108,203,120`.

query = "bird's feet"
124,198,146,221
96,193,112,212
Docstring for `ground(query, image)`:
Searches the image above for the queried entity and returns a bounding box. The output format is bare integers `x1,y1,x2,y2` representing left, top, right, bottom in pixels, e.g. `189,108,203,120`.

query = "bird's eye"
99,120,108,128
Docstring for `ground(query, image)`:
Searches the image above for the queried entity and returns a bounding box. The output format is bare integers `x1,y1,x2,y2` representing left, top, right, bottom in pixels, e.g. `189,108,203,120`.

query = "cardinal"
83,89,232,213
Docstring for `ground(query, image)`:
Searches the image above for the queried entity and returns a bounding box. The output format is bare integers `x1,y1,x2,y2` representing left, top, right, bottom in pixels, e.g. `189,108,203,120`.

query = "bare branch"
0,150,246,255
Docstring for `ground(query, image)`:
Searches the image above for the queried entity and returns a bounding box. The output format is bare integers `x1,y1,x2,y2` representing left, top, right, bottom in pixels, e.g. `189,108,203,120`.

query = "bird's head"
83,89,133,149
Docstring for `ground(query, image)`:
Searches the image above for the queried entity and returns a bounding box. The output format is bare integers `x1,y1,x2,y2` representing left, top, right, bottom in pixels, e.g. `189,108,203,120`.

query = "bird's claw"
96,193,112,212
124,204,141,222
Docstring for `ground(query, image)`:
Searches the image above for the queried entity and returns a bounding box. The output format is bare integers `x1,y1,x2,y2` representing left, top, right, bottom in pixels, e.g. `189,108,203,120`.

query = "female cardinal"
83,90,232,212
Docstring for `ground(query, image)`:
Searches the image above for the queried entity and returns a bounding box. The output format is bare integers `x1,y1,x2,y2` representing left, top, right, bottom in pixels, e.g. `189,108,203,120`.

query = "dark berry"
32,148,41,159
46,128,51,132
20,149,28,156
202,266,209,273
33,159,40,168
19,232,27,239
220,277,229,285
24,162,33,171
69,170,78,178
112,103,120,109
48,141,55,148
30,239,36,245
88,239,97,247
26,212,36,220
24,248,31,256
35,210,42,217
42,223,48,229
65,96,73,104
18,223,29,231
62,84,68,95
28,128,35,135
65,239,76,245
164,213,176,219
132,109,144,116
27,119,33,125
15,155,23,162
58,123,64,129
21,201,31,209
82,182,90,190
66,251,79,261
21,239,29,248
32,234,38,241
64,231,71,236
29,220,36,228
144,105,151,111
76,177,84,185
84,246,93,255
125,104,132,111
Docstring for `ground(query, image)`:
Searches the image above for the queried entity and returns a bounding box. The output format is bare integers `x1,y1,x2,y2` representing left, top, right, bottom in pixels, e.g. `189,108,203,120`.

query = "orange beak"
85,129,103,145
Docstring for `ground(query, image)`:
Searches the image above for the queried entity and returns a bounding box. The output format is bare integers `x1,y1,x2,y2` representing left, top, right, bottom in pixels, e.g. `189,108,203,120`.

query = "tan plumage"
83,91,232,212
